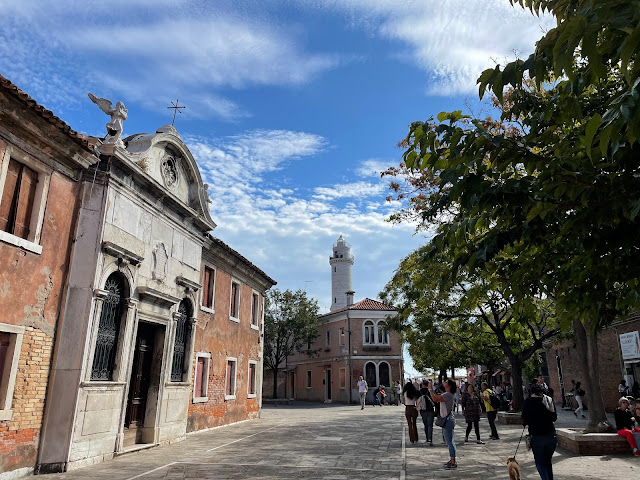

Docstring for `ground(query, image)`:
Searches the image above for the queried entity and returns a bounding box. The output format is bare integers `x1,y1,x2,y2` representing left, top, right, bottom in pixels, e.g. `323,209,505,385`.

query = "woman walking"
429,379,457,470
461,384,484,444
573,381,585,418
419,380,435,445
402,381,419,444
522,382,557,480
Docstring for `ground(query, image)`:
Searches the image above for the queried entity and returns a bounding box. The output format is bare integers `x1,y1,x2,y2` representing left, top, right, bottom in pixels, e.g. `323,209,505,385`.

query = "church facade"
283,236,403,404
0,75,274,478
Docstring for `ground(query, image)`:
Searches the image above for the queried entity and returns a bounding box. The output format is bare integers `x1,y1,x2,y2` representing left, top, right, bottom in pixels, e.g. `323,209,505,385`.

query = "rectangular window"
0,158,38,240
339,327,345,346
0,151,50,254
251,292,259,329
248,361,257,397
339,368,346,389
201,266,215,310
326,330,331,347
0,324,24,421
193,352,211,403
229,281,240,321
306,370,312,388
225,357,237,399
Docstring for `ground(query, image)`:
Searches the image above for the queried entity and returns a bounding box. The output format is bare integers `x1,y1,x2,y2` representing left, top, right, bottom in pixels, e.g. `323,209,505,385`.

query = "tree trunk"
573,318,612,432
510,359,525,412
272,366,279,399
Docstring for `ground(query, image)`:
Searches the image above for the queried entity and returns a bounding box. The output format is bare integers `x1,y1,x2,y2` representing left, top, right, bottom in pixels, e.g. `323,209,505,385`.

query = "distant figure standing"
357,376,368,410
419,380,435,446
396,383,402,406
402,381,420,444
462,384,484,444
522,383,558,480
574,381,586,418
372,386,381,406
619,379,629,398
481,382,500,440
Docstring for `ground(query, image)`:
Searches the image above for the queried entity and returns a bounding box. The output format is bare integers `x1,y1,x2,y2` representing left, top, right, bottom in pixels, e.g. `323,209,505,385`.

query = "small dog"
507,456,521,480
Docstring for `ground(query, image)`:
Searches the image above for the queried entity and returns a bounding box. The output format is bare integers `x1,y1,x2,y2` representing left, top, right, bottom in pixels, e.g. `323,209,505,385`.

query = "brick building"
545,316,640,412
0,76,95,478
0,76,275,478
270,237,403,404
187,236,275,432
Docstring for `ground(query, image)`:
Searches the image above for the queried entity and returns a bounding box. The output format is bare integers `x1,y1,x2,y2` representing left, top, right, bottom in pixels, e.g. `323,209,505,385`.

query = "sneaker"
477,440,485,444
429,442,433,446
464,437,469,443
574,411,577,416
582,415,586,418
634,450,640,456
444,462,457,469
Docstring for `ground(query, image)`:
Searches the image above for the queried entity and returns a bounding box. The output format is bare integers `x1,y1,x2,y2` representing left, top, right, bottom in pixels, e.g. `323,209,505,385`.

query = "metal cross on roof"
167,98,186,126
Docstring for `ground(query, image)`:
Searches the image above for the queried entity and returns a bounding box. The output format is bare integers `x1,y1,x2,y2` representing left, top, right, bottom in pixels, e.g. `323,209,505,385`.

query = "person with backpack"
574,381,586,418
418,380,435,445
481,381,500,440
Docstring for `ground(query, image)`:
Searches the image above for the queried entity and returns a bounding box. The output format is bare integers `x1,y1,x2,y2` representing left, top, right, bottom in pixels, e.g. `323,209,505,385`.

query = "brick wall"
545,318,640,412
0,327,53,472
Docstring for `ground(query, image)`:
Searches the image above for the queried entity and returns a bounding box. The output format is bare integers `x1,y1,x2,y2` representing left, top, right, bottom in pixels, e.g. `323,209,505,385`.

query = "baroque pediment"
117,125,215,232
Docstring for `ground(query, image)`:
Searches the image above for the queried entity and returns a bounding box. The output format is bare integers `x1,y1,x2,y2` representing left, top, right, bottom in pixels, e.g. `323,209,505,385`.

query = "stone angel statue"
88,93,128,146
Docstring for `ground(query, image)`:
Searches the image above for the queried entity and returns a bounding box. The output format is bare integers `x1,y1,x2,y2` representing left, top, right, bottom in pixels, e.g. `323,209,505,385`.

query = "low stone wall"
556,428,630,455
497,412,523,425
262,398,294,406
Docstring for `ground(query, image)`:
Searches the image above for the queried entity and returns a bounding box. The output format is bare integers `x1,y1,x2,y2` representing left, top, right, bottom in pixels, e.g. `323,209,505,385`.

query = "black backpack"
489,392,501,409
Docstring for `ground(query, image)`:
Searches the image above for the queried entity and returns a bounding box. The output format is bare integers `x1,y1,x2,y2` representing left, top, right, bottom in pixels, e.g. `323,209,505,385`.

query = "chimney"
346,290,355,306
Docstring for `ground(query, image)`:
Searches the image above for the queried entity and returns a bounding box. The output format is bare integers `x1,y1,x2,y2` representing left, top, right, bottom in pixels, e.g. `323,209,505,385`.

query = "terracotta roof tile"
318,298,396,318
0,74,93,151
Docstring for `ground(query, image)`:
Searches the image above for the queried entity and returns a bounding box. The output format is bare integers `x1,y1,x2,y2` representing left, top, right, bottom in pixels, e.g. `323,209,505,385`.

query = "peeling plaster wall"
0,169,83,474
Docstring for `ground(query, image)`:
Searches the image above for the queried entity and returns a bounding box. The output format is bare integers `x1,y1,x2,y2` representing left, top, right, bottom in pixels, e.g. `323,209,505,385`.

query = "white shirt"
357,380,368,393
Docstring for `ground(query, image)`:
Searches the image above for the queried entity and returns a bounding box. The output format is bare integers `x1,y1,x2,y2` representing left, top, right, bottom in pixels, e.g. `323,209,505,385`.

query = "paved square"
40,404,639,479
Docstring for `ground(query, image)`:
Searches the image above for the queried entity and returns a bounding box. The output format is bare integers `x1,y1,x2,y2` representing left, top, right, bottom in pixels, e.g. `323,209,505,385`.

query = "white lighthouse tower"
329,235,354,311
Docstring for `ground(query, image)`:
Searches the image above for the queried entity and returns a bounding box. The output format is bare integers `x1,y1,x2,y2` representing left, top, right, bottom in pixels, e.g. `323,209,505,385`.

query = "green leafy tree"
263,288,319,399
395,0,640,430
382,244,559,410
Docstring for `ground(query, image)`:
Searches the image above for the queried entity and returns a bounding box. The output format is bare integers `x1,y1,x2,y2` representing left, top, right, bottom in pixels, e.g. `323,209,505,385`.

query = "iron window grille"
91,274,125,381
171,300,191,382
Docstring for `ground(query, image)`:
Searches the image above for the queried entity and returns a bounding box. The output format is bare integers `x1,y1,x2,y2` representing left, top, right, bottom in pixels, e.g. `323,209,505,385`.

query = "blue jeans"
442,417,456,459
530,434,557,480
420,410,434,442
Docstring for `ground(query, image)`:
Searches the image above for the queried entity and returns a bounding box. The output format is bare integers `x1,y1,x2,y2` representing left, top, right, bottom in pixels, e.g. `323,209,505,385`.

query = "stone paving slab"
37,403,639,480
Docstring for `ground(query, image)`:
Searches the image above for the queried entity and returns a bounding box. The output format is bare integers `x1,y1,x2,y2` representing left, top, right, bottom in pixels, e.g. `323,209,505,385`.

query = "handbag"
435,400,452,427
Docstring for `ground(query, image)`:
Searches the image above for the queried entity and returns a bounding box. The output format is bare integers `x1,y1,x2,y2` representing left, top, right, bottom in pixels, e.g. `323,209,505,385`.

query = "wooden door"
125,323,154,430
325,369,332,401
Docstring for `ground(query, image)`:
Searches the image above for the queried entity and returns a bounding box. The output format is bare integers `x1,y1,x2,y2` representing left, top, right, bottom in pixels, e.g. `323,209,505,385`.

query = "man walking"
357,376,368,410
481,382,500,440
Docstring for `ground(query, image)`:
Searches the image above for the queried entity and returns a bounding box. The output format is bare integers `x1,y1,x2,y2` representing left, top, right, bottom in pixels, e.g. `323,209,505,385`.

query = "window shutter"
195,357,205,397
0,332,10,387
226,361,232,395
0,159,20,233
14,164,37,239
202,268,211,307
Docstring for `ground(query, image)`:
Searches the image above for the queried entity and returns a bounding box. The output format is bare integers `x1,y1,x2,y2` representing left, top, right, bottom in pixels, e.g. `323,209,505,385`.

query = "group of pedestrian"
400,377,504,470
356,376,390,409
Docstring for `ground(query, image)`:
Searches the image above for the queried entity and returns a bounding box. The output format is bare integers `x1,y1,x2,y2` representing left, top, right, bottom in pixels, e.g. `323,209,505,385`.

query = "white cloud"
0,1,344,119
297,0,555,95
313,182,385,200
186,129,423,311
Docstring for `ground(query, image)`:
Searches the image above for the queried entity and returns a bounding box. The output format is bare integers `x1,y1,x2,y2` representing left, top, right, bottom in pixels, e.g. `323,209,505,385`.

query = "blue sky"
0,0,553,375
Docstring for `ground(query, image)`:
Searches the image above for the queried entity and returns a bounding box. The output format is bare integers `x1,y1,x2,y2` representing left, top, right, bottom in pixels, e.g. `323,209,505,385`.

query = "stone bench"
262,398,294,406
556,428,630,455
497,411,523,425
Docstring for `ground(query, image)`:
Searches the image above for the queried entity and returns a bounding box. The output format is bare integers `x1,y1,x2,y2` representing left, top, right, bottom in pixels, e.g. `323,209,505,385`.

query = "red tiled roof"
208,234,277,286
318,298,396,318
0,74,93,151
